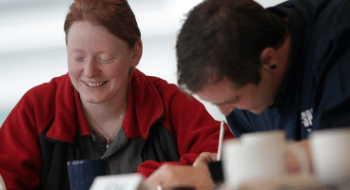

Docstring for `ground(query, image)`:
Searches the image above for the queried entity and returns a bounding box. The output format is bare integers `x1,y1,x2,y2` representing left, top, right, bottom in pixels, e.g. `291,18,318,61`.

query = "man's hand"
286,139,313,175
193,152,217,168
146,164,215,190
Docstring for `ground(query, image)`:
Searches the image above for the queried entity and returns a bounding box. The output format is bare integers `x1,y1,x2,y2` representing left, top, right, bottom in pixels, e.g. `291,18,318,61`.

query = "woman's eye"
98,58,114,63
75,58,85,62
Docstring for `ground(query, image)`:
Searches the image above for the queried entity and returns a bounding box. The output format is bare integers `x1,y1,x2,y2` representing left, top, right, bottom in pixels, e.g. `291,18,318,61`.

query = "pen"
217,121,225,161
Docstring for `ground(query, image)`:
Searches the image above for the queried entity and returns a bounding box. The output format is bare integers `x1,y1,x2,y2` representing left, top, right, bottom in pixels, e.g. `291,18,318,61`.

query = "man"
147,0,350,189
177,0,350,140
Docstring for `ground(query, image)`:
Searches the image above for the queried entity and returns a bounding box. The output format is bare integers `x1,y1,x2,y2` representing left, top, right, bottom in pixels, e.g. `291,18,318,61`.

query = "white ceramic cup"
239,130,286,145
310,127,350,187
223,130,310,189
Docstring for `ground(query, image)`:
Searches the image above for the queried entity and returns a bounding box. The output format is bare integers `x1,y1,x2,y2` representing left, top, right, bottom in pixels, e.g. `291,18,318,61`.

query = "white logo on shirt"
301,109,313,133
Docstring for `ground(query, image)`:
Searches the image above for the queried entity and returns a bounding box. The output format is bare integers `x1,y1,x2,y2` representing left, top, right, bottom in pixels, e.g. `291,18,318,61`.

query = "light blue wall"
0,112,9,127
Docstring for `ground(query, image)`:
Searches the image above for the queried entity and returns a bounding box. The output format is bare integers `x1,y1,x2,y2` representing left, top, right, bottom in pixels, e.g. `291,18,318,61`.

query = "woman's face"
66,21,140,104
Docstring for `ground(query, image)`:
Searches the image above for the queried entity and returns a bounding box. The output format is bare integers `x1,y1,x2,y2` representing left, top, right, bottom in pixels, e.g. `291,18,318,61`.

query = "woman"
0,0,233,189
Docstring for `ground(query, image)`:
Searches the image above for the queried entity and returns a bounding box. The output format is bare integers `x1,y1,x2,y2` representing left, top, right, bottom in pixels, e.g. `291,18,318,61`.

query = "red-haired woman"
0,0,233,189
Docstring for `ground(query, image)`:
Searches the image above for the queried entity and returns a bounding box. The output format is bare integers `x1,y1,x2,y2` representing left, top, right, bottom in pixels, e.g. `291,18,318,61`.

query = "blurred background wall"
0,0,283,127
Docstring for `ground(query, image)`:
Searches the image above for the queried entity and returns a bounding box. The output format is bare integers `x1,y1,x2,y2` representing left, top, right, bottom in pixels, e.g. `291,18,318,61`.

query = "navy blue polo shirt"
226,0,350,140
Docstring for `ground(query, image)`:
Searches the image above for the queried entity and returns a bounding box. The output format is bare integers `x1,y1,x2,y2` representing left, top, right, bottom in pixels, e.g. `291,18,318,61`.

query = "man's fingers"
146,164,215,190
193,152,217,168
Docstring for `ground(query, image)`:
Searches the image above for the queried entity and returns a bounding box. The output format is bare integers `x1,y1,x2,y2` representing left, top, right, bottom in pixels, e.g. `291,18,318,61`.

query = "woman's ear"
131,40,143,67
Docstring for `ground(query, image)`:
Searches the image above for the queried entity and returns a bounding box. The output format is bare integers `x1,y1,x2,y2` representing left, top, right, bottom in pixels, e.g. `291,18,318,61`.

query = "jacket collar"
123,69,164,139
46,75,91,143
46,69,164,143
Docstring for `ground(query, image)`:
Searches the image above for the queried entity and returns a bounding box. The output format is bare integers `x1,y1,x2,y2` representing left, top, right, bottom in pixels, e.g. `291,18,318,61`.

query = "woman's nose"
84,59,100,77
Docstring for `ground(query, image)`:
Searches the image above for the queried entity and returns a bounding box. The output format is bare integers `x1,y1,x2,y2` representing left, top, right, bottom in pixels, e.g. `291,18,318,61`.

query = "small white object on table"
90,173,154,190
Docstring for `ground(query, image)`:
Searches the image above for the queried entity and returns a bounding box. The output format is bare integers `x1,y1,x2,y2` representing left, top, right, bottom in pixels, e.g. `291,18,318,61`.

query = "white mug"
223,130,311,189
239,130,286,145
240,130,310,176
310,127,350,188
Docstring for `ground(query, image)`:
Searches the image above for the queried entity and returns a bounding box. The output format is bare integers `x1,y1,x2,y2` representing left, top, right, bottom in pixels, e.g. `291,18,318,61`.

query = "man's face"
196,76,277,116
195,35,291,116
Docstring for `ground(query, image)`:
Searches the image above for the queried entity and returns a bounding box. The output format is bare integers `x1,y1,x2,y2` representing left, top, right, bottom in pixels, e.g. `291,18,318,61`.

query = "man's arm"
146,164,215,190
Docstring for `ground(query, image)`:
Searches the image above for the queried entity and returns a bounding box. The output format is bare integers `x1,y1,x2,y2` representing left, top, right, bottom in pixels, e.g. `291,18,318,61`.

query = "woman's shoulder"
7,74,71,133
148,76,178,91
136,70,186,99
18,74,72,117
134,70,179,91
25,74,70,100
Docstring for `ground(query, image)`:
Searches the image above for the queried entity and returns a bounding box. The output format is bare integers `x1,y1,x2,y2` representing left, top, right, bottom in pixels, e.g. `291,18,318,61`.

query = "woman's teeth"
85,81,107,87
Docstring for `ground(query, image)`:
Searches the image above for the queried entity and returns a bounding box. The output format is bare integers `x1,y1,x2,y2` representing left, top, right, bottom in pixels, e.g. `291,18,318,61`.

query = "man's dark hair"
176,0,289,93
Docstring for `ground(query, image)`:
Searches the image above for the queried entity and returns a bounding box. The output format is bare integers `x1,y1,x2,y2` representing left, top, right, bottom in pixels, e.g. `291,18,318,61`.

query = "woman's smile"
83,81,108,88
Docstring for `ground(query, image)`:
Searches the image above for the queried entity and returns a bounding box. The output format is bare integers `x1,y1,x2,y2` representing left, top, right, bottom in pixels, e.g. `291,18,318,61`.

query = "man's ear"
131,40,143,67
260,47,278,74
65,37,68,47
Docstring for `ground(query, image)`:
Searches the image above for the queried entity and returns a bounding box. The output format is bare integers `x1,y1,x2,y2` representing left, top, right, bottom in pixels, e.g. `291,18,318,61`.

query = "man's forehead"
205,76,242,91
197,77,238,99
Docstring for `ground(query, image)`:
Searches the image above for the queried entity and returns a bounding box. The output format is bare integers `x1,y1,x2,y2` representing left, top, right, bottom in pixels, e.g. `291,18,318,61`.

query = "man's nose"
217,105,235,116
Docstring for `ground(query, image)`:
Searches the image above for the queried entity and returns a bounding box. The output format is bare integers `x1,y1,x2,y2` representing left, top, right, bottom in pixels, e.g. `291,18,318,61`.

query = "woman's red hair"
64,0,141,48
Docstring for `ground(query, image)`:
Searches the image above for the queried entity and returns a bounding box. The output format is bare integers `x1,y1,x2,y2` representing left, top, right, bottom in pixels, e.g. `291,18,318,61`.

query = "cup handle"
286,142,311,176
